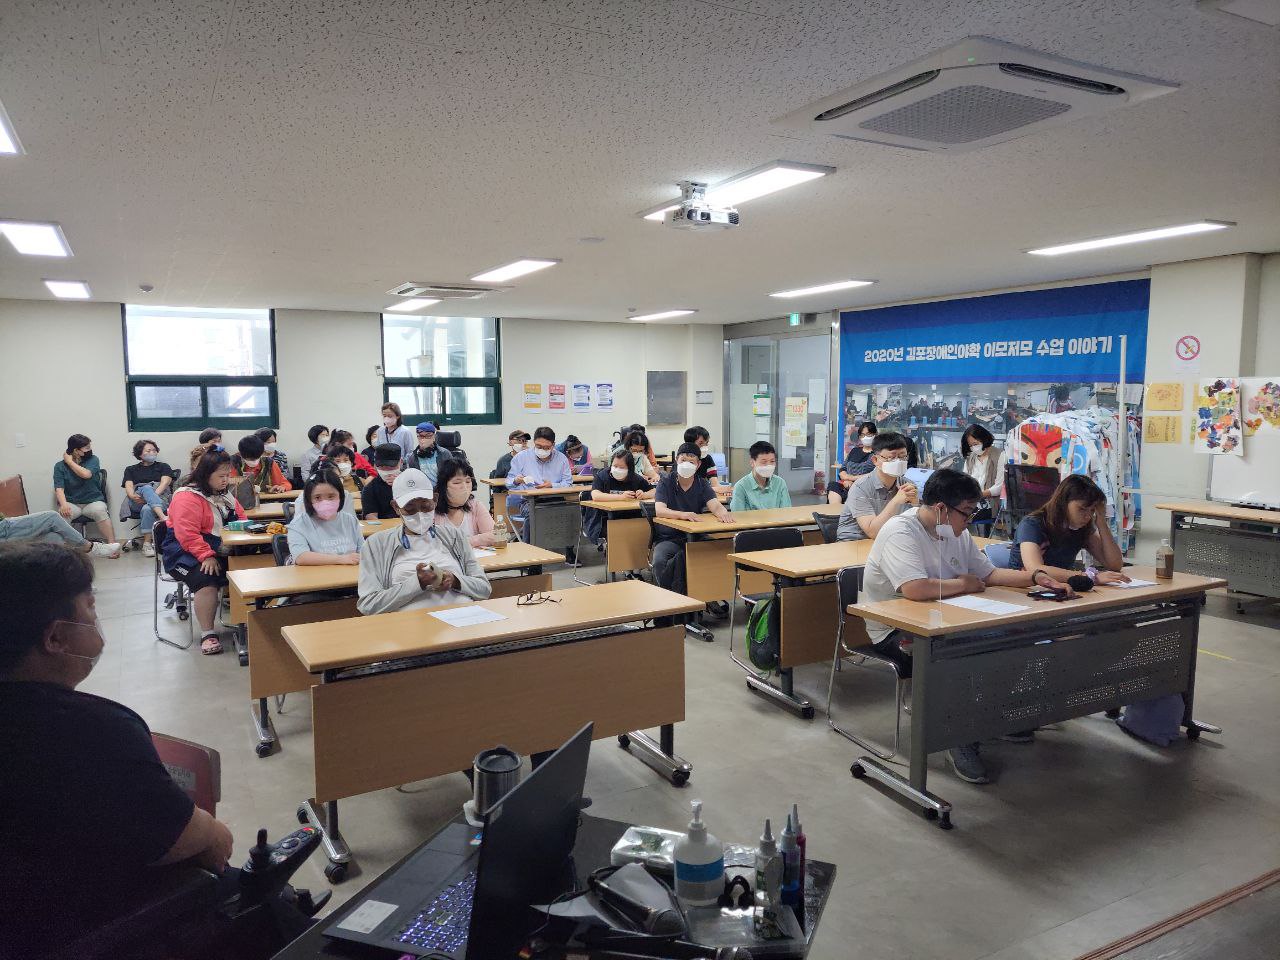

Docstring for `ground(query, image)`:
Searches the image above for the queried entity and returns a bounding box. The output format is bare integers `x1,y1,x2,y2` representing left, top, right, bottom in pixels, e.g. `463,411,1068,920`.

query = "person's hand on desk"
956,573,986,594
714,513,735,524
339,552,361,565
199,556,222,577
268,484,287,494
536,480,553,489
1095,569,1131,585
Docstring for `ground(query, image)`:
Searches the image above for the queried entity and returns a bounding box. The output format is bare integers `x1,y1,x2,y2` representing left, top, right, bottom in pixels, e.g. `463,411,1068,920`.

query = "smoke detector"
773,36,1178,153
386,281,496,300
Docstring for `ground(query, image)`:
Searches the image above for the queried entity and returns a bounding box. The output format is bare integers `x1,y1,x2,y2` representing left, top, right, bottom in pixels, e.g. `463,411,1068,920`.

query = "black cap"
373,443,402,467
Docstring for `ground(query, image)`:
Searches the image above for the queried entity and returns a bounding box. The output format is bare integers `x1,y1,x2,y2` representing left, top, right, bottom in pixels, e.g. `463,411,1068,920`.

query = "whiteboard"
1208,377,1280,509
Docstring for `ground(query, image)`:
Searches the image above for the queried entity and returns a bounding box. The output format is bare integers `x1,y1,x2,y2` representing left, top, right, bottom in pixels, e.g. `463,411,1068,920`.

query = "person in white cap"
357,469,490,616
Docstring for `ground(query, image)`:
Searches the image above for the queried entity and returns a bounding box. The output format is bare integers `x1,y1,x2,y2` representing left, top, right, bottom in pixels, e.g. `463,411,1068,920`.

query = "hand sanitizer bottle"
674,799,724,907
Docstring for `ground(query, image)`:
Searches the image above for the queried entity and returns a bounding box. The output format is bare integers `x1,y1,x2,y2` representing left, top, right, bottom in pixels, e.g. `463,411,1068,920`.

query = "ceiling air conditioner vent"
774,36,1177,153
387,282,495,300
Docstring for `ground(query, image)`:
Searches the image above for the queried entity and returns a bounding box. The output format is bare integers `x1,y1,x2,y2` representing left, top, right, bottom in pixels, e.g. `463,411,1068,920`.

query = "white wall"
0,299,723,506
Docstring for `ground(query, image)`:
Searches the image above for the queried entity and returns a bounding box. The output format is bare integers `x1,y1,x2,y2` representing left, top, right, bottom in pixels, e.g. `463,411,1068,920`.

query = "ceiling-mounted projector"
665,180,740,231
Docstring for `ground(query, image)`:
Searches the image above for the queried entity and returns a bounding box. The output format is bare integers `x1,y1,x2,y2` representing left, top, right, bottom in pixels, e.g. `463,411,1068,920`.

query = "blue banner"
839,280,1149,386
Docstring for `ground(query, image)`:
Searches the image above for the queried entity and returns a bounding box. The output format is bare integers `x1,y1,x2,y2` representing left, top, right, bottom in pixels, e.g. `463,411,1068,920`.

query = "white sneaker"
142,541,156,558
90,541,122,559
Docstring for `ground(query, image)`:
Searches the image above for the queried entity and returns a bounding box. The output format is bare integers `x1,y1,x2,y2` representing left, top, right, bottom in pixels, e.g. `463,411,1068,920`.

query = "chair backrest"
271,533,291,567
732,526,803,560
151,519,168,567
813,511,839,544
281,501,295,522
291,466,303,488
151,733,220,815
710,452,728,482
984,542,1013,569
0,474,29,516
639,499,659,550
835,565,861,611
437,430,462,451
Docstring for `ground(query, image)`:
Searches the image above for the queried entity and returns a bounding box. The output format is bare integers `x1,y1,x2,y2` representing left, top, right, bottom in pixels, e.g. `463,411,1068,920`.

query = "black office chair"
826,565,906,761
281,501,295,523
152,519,195,650
813,511,839,544
727,528,803,673
437,430,465,462
271,534,290,567
291,466,303,489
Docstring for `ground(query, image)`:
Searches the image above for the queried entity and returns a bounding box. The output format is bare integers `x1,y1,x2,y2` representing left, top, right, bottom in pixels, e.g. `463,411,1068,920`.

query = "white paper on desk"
941,595,1028,615
1101,578,1157,589
429,606,508,627
472,547,497,557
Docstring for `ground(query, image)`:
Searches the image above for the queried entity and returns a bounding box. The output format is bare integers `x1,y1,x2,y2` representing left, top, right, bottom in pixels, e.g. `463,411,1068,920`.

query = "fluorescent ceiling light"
640,160,834,221
469,258,559,283
1028,220,1234,256
384,298,441,313
43,280,90,299
770,279,875,298
0,99,22,155
631,309,696,322
0,220,72,256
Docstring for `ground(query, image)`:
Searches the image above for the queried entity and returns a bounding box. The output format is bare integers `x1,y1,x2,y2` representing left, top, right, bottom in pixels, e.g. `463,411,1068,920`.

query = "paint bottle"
754,818,783,930
791,803,807,907
674,800,724,907
779,813,800,909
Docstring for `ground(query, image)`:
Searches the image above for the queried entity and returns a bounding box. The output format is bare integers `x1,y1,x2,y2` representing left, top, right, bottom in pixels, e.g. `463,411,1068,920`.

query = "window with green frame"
380,315,501,425
122,304,278,432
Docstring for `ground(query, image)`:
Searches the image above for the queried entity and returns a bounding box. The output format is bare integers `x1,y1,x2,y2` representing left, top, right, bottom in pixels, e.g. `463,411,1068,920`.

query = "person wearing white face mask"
407,421,454,486
298,423,330,479
505,426,573,534
492,429,531,480
357,469,491,615
287,467,363,566
360,443,403,520
321,444,365,499
730,440,792,511
960,424,1004,522
652,442,734,595
829,421,879,505
230,434,291,495
376,401,415,467
836,432,918,542
255,426,289,476
0,541,242,951
861,469,1070,784
434,458,498,548
585,450,655,546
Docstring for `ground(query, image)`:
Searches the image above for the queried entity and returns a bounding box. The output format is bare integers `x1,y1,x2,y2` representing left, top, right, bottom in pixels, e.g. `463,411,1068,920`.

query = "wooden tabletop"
222,516,401,548
1154,500,1280,525
654,503,841,535
845,567,1227,638
282,579,704,671
581,492,728,513
246,503,285,521
482,475,593,488
226,540,564,600
515,485,587,499
255,489,362,507
727,536,998,579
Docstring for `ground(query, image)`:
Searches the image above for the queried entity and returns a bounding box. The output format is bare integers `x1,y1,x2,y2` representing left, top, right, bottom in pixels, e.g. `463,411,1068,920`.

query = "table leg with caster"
298,798,353,884
251,697,277,757
851,757,953,829
617,724,691,786
235,624,249,667
743,669,814,719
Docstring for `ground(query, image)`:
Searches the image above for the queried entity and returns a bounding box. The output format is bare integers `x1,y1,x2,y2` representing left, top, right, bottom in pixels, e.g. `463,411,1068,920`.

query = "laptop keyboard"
395,870,476,954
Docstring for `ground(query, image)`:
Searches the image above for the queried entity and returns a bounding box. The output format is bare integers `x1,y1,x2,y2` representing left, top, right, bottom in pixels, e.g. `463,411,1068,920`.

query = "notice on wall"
808,378,826,416
814,423,829,475
547,382,567,413
523,383,543,411
752,394,771,417
1143,415,1182,444
695,390,714,405
596,382,614,410
1193,378,1243,455
1173,334,1202,374
572,383,592,410
783,396,809,447
1145,382,1184,411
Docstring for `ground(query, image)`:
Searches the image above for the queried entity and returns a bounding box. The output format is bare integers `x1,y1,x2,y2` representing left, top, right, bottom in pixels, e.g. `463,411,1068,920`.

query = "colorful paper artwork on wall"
1194,378,1243,455
1243,381,1280,437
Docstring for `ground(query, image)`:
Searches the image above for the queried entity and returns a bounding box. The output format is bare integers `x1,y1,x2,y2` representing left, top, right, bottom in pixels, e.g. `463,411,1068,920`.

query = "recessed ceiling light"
770,279,875,298
384,298,442,313
1027,220,1234,256
0,99,22,155
640,161,834,221
0,220,72,256
469,258,560,283
630,309,696,322
43,279,90,299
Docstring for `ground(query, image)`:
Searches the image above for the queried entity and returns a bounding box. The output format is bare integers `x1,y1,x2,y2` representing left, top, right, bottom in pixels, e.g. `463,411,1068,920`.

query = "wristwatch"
1031,568,1049,587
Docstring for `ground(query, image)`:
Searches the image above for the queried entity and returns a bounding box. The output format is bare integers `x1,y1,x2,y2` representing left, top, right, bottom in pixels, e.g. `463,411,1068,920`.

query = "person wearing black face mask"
53,433,119,548
0,542,236,953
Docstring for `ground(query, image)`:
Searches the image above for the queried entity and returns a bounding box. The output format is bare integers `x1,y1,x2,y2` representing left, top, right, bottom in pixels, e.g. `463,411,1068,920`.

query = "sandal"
200,634,224,655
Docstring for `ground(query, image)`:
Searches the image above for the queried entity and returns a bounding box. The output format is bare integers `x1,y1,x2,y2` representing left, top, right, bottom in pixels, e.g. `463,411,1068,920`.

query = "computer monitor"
466,722,593,958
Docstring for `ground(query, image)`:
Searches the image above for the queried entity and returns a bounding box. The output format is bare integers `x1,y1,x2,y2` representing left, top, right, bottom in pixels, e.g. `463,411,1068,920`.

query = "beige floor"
82,535,1280,960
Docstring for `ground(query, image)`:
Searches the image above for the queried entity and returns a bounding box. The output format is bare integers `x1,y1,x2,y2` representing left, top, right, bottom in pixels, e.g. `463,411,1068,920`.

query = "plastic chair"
0,473,30,516
813,511,839,544
271,534,291,567
152,732,221,815
984,541,1012,568
727,527,803,672
152,520,195,650
826,565,906,761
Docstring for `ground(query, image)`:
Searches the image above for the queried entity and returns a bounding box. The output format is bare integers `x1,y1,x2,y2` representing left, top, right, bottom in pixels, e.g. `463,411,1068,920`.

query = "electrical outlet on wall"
15,433,26,447
375,365,383,377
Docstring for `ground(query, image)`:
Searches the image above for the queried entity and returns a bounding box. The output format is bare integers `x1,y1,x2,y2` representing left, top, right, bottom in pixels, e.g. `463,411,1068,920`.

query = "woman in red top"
161,449,245,655
230,435,291,493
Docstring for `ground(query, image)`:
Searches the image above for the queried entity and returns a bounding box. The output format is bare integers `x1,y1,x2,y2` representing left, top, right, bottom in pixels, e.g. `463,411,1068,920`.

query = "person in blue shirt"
506,426,572,534
53,434,118,548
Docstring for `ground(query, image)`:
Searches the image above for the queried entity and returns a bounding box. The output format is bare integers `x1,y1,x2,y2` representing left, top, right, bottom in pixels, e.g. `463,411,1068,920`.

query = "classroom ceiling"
0,0,1278,324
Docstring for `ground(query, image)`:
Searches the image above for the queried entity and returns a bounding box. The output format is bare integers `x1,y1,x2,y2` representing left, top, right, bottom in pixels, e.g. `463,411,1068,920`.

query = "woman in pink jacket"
434,457,498,548
161,449,245,655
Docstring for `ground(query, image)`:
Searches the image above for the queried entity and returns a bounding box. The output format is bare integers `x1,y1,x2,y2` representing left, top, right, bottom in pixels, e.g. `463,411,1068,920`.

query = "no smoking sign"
1174,334,1201,372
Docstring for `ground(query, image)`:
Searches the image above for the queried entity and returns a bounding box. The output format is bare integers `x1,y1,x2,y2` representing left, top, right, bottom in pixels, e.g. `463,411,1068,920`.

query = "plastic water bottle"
1155,538,1174,579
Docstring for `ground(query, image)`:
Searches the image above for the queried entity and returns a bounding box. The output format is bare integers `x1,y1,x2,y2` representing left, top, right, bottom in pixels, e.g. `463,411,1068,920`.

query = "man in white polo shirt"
862,468,1070,784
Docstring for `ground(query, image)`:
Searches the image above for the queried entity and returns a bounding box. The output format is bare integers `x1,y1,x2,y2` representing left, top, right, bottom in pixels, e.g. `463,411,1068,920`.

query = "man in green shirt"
730,441,792,512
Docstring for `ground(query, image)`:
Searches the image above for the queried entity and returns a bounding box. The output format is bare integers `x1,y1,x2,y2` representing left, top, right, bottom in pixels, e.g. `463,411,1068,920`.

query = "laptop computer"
323,722,593,958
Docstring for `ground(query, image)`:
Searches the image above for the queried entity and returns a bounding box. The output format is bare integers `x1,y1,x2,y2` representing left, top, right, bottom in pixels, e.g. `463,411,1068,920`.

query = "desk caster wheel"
255,742,272,758
801,705,815,720
324,862,348,884
296,805,309,825
1186,726,1201,741
238,650,249,667
938,812,953,831
617,734,631,749
1105,708,1121,719
670,769,689,787
850,762,866,779
178,610,189,621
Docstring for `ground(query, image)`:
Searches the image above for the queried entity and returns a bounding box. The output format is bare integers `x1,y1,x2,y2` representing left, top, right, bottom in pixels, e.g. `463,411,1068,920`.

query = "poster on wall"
1144,415,1182,444
783,397,808,447
1145,382,1184,411
1243,380,1280,436
596,382,614,410
523,383,543,411
572,383,592,410
1193,378,1243,455
547,382,567,413
752,394,771,416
